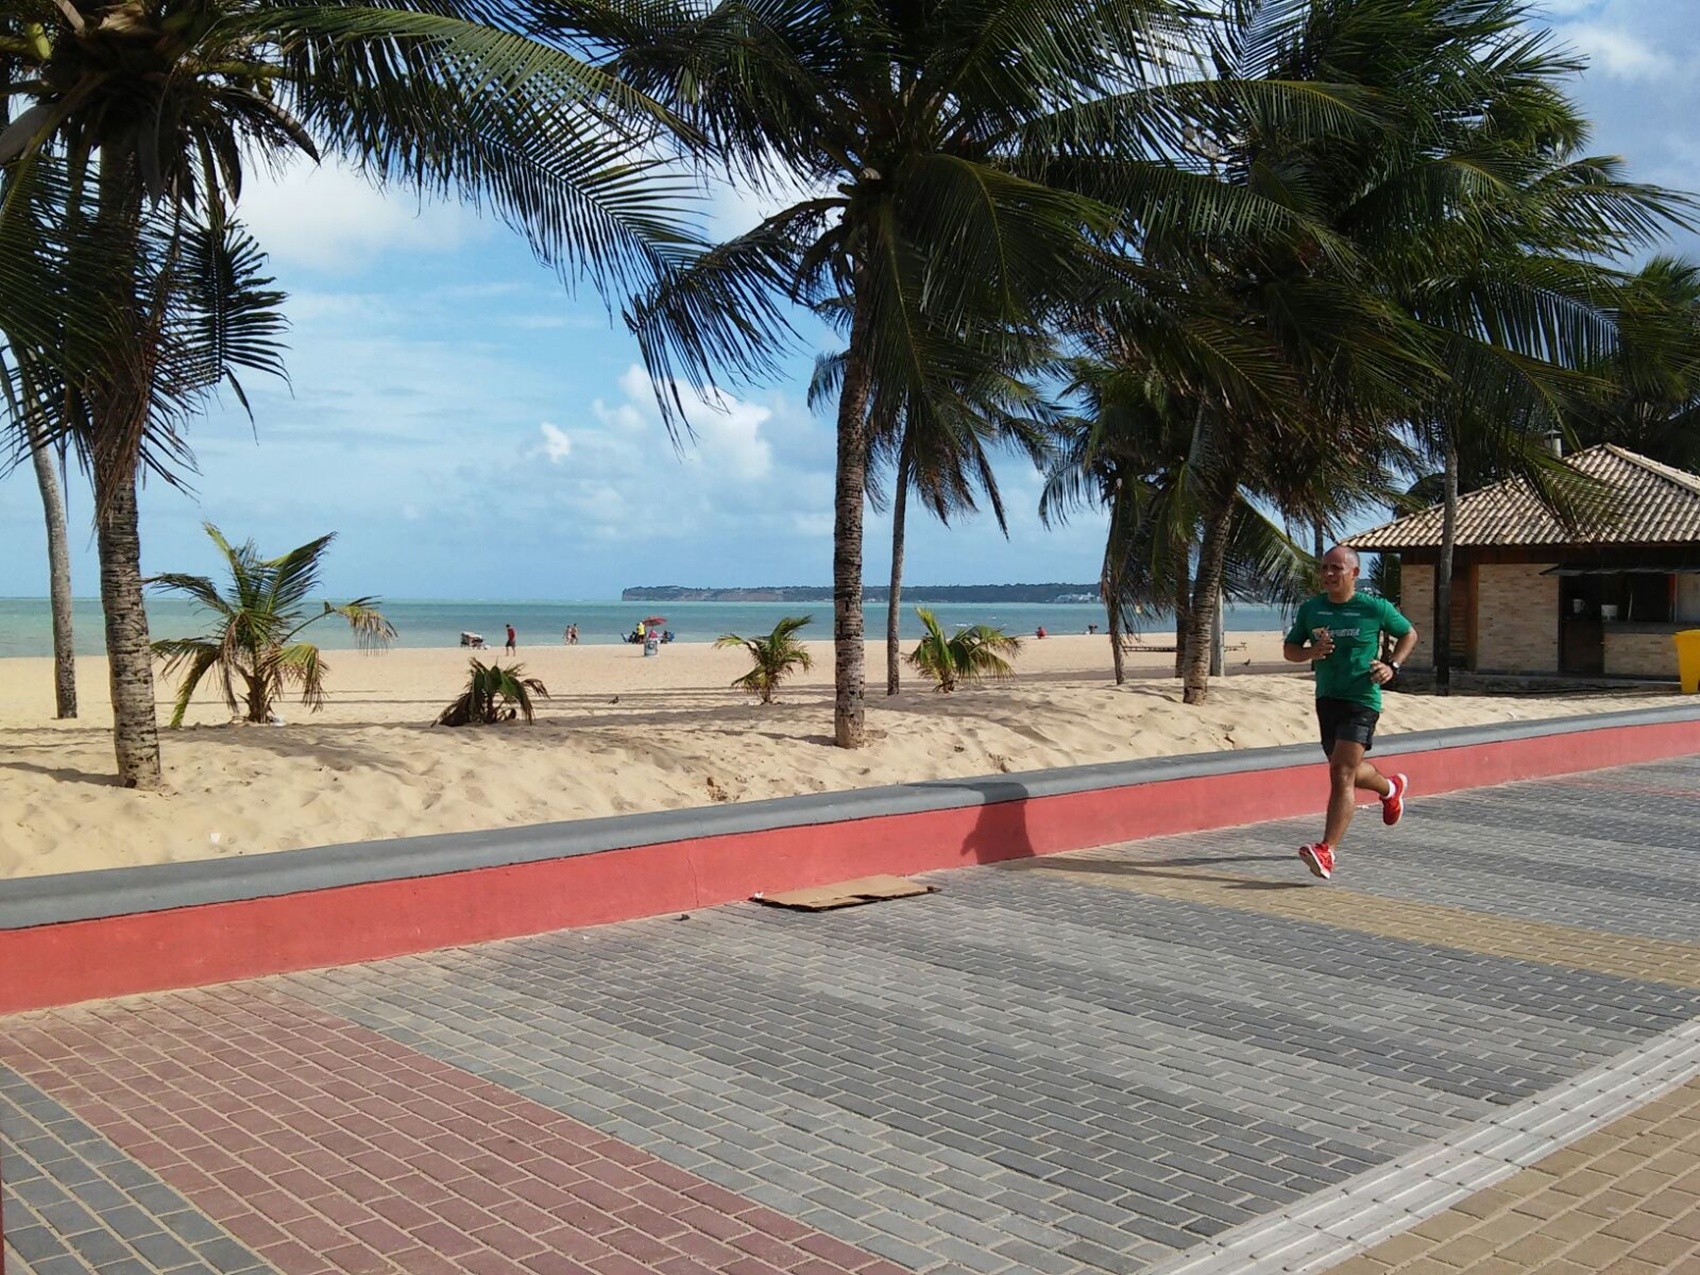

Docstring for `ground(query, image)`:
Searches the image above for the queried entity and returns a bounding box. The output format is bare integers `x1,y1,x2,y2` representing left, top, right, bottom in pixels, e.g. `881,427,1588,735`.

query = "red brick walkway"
4,984,907,1275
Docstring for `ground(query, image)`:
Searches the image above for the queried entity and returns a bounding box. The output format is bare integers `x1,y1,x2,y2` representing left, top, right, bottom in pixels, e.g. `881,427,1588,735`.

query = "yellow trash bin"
1674,629,1700,694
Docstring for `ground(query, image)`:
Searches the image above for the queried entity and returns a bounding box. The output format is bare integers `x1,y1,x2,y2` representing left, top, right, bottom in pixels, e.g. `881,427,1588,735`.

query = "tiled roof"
1344,445,1700,551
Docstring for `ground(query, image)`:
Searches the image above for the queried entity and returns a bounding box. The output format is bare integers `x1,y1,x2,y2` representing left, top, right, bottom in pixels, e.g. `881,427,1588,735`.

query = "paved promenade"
4,754,1698,1275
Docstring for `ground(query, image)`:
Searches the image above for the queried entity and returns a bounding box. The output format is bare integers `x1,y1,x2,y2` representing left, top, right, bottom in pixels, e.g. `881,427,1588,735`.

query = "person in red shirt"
505,623,517,654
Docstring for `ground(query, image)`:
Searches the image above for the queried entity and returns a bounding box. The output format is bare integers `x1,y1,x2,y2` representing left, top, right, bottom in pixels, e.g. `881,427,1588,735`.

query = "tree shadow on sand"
149,723,420,777
0,752,128,786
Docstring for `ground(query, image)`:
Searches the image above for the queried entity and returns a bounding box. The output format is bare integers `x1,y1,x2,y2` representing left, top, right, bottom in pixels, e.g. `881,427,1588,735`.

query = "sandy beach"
0,633,1674,879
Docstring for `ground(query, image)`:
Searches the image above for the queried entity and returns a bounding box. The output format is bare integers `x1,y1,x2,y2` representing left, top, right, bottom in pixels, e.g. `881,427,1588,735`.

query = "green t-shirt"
1286,591,1413,711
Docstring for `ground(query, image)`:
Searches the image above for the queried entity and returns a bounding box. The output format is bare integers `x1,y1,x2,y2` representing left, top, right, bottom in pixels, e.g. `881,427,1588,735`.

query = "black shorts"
1316,697,1379,755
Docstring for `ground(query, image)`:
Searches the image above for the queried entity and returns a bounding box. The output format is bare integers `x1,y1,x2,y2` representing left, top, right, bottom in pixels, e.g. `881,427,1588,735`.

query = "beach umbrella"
642,616,667,625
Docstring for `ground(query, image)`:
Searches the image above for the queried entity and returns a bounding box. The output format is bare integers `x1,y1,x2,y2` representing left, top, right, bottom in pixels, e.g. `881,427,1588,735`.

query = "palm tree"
1568,256,1700,470
436,660,550,726
715,614,813,704
906,607,1021,693
1042,345,1351,687
1135,0,1687,704
3,192,290,724
0,129,132,722
150,523,396,727
879,369,1054,697
24,417,74,716
0,362,77,716
1398,118,1692,692
567,0,1179,747
1,0,695,787
813,345,1055,697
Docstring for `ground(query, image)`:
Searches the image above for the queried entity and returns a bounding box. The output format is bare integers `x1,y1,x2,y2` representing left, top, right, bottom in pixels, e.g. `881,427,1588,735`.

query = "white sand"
0,634,1671,879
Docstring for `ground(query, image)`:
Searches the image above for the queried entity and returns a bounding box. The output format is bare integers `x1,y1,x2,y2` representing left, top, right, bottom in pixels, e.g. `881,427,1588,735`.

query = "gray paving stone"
9,752,1688,1275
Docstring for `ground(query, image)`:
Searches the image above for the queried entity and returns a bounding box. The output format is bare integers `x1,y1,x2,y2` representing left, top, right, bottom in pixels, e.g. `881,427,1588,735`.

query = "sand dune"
0,634,1672,879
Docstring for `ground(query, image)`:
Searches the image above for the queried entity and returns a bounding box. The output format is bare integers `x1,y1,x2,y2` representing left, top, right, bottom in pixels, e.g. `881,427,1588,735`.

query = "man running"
1282,545,1419,880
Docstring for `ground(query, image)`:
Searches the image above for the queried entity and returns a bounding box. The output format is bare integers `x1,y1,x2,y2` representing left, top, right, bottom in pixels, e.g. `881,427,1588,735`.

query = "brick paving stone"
4,991,915,1274
1321,1073,1700,1274
2,1061,264,1275
6,753,1700,1275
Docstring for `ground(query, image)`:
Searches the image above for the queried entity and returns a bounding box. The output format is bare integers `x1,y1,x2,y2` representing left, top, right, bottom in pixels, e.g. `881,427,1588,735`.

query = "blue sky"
1,0,1696,601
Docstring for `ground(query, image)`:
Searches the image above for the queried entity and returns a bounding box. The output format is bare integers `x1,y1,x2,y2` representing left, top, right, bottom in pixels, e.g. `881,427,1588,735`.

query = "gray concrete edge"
6,701,1697,931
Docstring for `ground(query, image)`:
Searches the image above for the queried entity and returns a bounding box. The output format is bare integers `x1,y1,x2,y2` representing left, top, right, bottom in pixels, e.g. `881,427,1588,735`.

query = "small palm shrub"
906,607,1021,692
151,524,395,727
715,614,814,703
436,660,550,726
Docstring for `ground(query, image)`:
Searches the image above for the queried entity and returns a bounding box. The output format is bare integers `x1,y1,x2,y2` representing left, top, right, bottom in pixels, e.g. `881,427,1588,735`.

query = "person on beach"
505,623,517,654
1282,545,1418,880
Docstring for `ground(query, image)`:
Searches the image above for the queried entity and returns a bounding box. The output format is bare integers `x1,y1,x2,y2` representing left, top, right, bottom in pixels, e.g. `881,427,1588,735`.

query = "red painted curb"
3,718,1695,1015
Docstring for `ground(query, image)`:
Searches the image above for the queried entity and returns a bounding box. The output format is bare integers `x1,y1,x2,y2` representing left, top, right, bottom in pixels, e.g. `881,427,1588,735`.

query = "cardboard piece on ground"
755,874,935,911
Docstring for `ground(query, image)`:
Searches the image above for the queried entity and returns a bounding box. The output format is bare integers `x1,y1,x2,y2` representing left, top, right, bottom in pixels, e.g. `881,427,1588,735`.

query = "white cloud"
684,394,773,482
618,364,654,403
591,397,649,433
234,156,490,271
1559,23,1678,81
597,366,777,482
539,423,572,461
704,167,835,241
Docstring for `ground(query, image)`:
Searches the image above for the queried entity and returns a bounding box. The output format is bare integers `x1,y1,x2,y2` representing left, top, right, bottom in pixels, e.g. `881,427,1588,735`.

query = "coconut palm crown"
150,523,395,727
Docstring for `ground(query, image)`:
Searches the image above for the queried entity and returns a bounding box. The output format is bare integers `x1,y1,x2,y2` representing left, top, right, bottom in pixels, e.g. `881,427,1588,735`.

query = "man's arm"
1370,620,1419,684
1284,628,1334,664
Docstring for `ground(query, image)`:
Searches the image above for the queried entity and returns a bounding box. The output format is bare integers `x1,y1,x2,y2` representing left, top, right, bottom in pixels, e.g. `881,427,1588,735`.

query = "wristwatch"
1388,660,1401,673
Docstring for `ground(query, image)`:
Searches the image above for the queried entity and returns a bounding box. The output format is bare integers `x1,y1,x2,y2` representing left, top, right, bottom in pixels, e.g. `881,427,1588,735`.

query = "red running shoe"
1382,773,1408,827
1298,842,1335,880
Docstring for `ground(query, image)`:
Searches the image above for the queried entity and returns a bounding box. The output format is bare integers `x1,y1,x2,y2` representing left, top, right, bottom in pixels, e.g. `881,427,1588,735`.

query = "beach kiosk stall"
1345,444,1700,683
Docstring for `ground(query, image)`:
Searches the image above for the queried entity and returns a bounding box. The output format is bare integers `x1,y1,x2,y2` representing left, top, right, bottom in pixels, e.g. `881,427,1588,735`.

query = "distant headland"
622,584,1101,604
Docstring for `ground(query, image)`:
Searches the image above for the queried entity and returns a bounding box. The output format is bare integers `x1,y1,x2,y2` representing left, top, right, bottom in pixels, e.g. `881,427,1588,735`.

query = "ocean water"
0,596,1291,658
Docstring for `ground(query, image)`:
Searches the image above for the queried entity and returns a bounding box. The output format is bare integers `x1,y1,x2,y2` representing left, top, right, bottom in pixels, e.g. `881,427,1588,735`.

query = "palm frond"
434,658,550,724
715,614,812,702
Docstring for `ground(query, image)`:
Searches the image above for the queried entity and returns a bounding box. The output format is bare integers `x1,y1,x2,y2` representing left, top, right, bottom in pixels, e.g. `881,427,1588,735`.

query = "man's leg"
1322,740,1368,848
1324,748,1396,845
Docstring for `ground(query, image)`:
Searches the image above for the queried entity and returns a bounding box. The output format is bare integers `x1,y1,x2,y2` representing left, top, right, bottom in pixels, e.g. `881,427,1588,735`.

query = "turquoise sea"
0,596,1291,658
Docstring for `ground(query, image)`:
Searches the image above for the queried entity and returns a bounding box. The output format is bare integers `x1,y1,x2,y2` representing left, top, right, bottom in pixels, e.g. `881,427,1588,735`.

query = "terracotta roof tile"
1344,445,1700,551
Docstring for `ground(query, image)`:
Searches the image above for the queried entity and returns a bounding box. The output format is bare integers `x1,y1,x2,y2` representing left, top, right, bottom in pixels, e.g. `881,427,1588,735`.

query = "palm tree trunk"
1210,587,1224,677
91,151,163,787
1101,477,1125,684
27,422,77,718
1102,550,1126,687
1435,441,1459,696
886,436,911,695
1172,570,1189,679
1182,499,1234,704
1181,404,1235,702
95,461,162,786
832,289,874,747
1106,591,1125,684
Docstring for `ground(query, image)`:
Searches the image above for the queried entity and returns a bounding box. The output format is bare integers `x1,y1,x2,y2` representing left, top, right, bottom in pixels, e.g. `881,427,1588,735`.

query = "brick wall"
1605,630,1680,678
1399,563,1434,669
1477,563,1558,673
